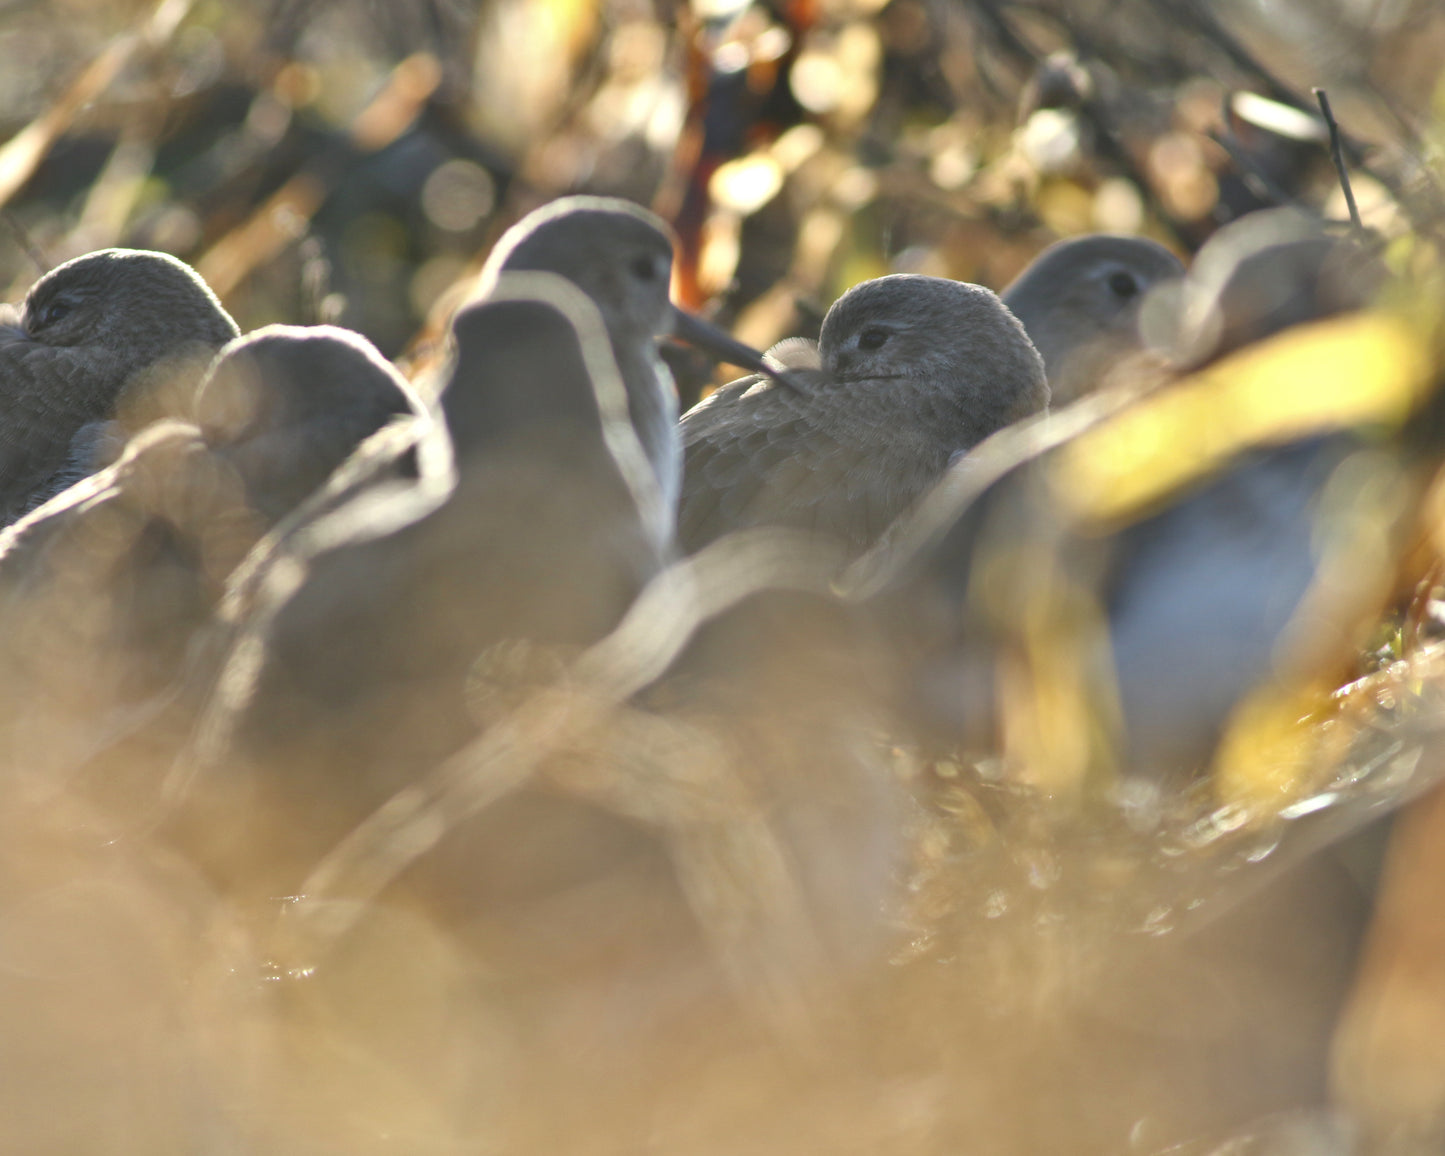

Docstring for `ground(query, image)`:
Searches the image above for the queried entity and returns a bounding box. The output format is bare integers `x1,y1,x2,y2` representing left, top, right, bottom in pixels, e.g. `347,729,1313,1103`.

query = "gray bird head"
478,196,790,385
1168,208,1386,369
468,197,787,519
16,248,239,386
193,324,422,525
480,197,677,350
194,325,418,446
0,249,238,521
818,274,1049,441
1001,235,1183,404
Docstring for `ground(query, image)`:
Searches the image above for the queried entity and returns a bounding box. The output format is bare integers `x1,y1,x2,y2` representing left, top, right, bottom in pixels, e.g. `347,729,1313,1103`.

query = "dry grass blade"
195,174,327,300
197,54,443,300
275,527,843,961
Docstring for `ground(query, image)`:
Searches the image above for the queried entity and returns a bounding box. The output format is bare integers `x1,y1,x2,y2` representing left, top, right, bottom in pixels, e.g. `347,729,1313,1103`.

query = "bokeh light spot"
421,160,496,234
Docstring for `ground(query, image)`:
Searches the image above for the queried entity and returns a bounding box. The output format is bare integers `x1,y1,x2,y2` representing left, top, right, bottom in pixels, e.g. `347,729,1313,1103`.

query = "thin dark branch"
1160,0,1297,106
1207,131,1292,209
1314,88,1363,235
1209,94,1298,211
966,0,1040,72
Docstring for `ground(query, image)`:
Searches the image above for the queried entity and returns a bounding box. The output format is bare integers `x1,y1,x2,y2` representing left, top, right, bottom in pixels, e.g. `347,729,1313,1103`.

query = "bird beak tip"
666,303,799,389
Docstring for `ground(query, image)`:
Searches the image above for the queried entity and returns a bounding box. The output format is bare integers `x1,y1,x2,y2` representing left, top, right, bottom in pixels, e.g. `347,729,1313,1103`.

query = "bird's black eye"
28,297,74,333
630,255,662,282
858,327,889,351
1107,271,1139,299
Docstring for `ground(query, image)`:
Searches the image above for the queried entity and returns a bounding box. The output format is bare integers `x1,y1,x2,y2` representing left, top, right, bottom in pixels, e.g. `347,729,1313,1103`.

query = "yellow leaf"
1051,310,1436,527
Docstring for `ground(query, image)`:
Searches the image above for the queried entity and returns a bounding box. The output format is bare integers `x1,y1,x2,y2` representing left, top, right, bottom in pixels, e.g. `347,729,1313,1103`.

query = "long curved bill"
667,304,806,393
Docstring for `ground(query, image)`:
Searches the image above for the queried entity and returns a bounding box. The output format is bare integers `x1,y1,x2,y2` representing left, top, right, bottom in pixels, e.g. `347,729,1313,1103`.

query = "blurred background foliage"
2,0,1444,388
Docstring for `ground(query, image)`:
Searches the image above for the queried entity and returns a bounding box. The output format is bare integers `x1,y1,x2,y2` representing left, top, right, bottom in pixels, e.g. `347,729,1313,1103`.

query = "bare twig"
1209,94,1298,211
1161,0,1296,105
1314,88,1363,235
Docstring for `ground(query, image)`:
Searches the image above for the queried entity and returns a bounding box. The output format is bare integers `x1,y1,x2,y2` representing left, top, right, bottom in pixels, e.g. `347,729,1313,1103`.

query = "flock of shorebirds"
0,192,1439,1149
